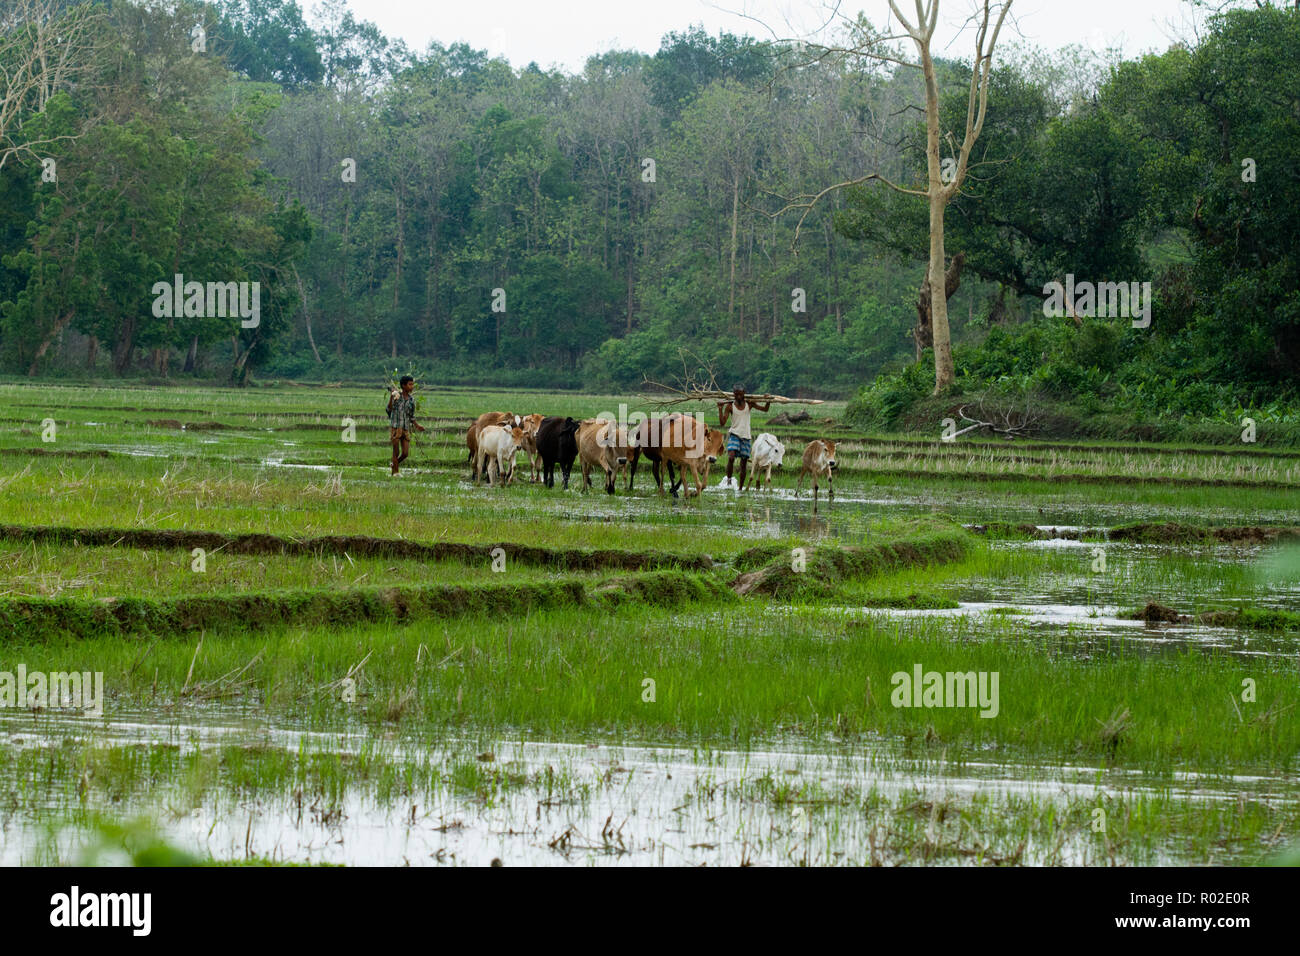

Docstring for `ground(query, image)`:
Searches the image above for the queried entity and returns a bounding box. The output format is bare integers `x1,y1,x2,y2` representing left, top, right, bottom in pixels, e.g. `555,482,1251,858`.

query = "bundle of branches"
642,382,826,409
642,349,824,408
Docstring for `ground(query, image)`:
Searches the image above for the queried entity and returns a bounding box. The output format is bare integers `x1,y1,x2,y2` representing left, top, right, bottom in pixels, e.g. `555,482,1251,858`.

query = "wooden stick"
692,390,824,405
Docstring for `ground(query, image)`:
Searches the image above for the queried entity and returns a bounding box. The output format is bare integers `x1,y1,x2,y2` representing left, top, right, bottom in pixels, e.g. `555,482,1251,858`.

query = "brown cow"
627,414,677,493
577,419,629,494
637,414,723,498
517,413,546,482
796,439,837,503
466,411,519,480
697,426,727,487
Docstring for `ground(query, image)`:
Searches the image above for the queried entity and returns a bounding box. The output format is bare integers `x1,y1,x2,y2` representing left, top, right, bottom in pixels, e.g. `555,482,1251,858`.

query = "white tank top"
729,402,752,440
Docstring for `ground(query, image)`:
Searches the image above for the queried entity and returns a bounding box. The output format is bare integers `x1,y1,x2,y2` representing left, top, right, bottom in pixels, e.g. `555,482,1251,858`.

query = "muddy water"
2,707,1290,867
423,472,1298,542
757,603,1299,661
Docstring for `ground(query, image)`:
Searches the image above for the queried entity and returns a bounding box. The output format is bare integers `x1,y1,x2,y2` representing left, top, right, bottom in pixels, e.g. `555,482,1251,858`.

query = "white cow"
477,423,523,486
750,432,786,491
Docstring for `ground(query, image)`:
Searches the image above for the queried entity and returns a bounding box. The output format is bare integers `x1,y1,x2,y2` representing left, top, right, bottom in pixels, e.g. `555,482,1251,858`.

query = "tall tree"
782,1,1012,392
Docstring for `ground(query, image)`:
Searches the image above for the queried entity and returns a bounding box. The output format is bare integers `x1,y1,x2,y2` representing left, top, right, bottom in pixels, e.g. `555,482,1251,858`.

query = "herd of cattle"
465,411,839,500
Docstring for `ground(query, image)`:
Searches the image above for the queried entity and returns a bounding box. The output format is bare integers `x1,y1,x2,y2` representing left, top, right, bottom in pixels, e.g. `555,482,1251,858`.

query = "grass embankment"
0,457,790,554
0,518,968,638
0,524,714,575
731,521,969,599
1123,603,1300,632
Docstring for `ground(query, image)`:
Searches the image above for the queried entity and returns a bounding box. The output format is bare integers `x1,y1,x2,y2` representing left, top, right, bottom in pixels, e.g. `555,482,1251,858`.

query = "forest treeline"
1,0,1296,423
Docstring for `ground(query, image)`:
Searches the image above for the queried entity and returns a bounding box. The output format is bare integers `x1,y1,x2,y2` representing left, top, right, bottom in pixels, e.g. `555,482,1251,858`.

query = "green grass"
4,381,1300,866
8,599,1298,770
0,542,625,599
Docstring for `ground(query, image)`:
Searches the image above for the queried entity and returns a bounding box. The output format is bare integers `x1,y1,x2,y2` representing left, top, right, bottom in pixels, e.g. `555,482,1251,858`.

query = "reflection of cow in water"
627,414,725,498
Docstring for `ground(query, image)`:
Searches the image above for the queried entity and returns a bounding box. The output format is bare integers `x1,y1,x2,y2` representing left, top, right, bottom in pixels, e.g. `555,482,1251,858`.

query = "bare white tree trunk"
889,0,1010,392
779,1,1011,394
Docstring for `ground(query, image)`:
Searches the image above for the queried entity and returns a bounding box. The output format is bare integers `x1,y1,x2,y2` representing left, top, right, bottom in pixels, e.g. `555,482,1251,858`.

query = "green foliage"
0,0,1297,423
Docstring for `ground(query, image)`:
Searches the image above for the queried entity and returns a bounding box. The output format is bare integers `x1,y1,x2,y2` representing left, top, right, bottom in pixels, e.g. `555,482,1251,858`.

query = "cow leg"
667,461,680,498
828,470,834,501
543,460,554,489
605,465,615,495
686,460,703,497
561,461,573,490
582,461,592,491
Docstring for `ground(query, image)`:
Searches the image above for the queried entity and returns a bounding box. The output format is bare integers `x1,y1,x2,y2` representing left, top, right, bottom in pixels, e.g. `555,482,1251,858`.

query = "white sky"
340,0,1207,72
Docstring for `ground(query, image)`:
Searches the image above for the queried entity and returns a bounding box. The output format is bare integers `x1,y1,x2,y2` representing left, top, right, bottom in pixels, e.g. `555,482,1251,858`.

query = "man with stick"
717,385,769,491
387,375,425,476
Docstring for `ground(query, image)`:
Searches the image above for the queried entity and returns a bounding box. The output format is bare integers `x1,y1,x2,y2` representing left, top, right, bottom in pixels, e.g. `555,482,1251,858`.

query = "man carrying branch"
718,385,770,492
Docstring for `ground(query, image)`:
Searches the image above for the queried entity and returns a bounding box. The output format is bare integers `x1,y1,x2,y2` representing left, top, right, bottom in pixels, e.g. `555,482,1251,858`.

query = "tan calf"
518,413,546,482
577,419,630,494
796,439,837,503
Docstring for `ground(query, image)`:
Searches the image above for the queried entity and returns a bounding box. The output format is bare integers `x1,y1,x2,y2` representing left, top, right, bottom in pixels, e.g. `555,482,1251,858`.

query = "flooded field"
6,706,1296,867
0,383,1297,866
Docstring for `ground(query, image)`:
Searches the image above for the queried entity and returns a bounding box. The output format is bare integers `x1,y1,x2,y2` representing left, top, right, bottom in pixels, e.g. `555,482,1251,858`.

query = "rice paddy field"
1,381,1298,867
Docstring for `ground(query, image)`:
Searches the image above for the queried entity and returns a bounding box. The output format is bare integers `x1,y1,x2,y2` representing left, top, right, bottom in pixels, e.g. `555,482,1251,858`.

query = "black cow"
535,416,581,489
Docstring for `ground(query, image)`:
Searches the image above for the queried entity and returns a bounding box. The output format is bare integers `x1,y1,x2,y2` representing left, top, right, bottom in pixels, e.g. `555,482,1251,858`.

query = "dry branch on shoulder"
639,347,825,408
641,381,825,408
